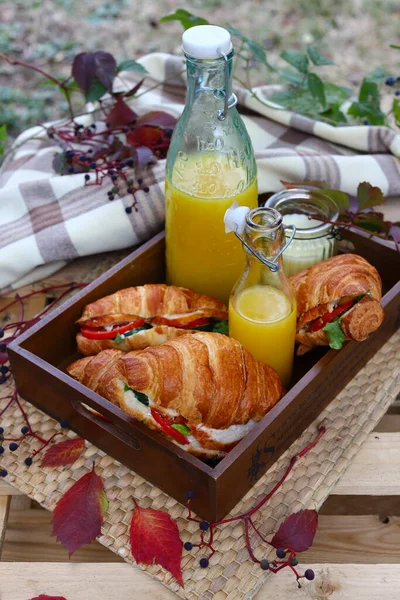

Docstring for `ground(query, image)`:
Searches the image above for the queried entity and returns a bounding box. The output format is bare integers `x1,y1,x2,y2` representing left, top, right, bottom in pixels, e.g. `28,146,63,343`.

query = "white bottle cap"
224,202,250,235
182,25,232,59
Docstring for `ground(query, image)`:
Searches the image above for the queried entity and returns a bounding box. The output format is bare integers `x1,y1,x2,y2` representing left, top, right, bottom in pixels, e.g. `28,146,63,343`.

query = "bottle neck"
243,208,286,268
184,51,233,110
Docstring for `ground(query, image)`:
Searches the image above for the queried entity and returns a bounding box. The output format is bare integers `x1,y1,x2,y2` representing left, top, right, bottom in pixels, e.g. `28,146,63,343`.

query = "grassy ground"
1,0,400,143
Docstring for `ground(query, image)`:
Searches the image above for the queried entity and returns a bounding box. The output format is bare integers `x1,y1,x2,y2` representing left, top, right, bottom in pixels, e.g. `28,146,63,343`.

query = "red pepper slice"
310,300,354,333
150,408,190,445
80,318,145,340
152,317,210,329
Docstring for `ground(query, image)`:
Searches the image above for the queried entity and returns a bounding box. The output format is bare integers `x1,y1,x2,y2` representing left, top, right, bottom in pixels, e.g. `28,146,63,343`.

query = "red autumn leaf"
130,503,183,586
51,465,108,557
357,181,385,210
135,110,177,129
271,509,318,553
127,125,163,148
28,596,67,600
41,437,85,468
106,97,138,126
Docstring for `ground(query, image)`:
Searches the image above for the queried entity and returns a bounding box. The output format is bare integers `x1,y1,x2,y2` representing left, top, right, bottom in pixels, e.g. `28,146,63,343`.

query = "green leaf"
323,82,352,104
307,46,334,66
365,67,391,83
227,26,274,70
212,319,229,334
320,103,348,124
123,384,149,406
0,124,6,141
117,59,148,74
393,98,400,127
171,424,191,436
357,182,385,210
321,189,349,210
280,49,309,74
85,79,108,102
279,67,306,86
323,319,346,350
347,101,386,125
114,323,152,344
389,44,400,50
354,212,391,235
307,72,326,107
358,79,380,104
159,9,208,30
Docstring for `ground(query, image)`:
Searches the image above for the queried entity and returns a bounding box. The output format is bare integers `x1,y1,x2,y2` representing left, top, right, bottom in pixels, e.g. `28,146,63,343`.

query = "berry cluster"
385,75,400,93
182,426,325,586
0,283,86,475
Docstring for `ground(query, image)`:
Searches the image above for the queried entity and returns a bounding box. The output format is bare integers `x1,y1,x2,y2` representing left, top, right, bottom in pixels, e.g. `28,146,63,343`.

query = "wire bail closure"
217,51,237,121
233,225,297,272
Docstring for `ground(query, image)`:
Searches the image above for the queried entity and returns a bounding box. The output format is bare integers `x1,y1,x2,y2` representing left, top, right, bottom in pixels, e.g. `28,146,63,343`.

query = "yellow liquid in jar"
165,155,257,303
229,285,296,387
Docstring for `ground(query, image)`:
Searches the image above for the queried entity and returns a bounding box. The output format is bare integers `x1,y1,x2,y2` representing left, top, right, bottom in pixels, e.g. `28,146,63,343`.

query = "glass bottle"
228,207,297,387
265,188,339,277
165,25,258,304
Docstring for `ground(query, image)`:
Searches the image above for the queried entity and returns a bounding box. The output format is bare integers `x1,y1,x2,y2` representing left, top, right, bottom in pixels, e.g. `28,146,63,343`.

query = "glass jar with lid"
265,188,339,277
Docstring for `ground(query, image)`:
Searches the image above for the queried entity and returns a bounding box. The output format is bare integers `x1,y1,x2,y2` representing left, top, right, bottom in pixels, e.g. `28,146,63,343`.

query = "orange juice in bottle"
227,207,296,387
165,26,257,303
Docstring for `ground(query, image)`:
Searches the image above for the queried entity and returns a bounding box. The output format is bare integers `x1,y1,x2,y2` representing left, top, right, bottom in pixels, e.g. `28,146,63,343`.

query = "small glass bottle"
227,207,297,387
265,188,339,277
165,25,258,303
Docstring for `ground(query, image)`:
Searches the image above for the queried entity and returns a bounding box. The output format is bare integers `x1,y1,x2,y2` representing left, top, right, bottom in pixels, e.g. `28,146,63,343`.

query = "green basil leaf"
114,323,152,344
280,49,309,74
323,319,346,350
212,319,229,334
171,423,191,436
123,384,149,406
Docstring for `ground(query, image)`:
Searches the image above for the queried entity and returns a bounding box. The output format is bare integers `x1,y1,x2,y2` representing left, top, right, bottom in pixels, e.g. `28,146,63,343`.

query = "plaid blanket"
1,52,399,293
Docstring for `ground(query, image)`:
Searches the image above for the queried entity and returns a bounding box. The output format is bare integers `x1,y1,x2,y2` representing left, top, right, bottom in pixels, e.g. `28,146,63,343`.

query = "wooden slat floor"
1,411,400,599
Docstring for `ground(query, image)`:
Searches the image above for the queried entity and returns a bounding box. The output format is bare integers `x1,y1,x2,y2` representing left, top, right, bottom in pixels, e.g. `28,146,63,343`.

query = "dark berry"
363,119,370,125
127,178,134,185
165,128,173,137
21,426,29,435
127,187,133,194
84,174,90,181
199,557,209,568
0,427,3,434
304,569,315,581
290,557,298,566
0,447,4,455
109,194,114,201
60,420,69,429
125,206,133,214
199,521,209,531
111,175,118,181
111,186,119,194
79,155,86,161
65,150,74,158
0,329,4,338
143,186,150,193
91,123,97,129
0,343,6,352
397,77,400,82
184,541,193,551
126,159,134,167
90,162,97,169
137,177,143,184
260,559,269,570
395,90,400,96
9,442,18,451
0,376,7,385
184,490,195,500
116,164,123,171
24,457,33,466
87,148,93,153
276,548,286,559
386,76,396,86
0,366,9,375
0,469,7,477
68,167,74,174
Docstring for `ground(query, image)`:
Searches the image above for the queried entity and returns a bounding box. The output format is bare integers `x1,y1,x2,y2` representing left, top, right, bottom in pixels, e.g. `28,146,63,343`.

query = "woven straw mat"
0,253,399,600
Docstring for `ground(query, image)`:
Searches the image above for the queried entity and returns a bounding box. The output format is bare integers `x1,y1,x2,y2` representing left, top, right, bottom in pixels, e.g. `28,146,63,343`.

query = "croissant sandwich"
76,284,228,356
67,332,284,459
289,254,384,355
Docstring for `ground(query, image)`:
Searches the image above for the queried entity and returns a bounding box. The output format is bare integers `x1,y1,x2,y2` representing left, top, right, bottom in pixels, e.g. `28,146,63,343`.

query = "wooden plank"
374,414,400,432
0,496,10,560
3,508,400,565
0,562,399,600
10,496,32,510
2,507,123,563
332,432,400,496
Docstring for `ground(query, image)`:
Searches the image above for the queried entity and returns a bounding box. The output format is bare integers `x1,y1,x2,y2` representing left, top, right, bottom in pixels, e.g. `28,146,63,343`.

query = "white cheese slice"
197,420,256,444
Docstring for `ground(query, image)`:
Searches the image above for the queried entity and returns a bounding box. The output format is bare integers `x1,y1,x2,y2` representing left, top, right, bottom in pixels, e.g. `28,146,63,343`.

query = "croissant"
67,332,284,459
289,254,384,355
76,284,228,356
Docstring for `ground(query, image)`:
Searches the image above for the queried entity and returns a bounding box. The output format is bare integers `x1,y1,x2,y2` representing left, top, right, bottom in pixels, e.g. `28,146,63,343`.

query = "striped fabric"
1,52,399,293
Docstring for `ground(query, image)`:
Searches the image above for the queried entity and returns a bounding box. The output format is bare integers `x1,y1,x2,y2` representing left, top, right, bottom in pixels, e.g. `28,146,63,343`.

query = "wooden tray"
7,229,400,521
